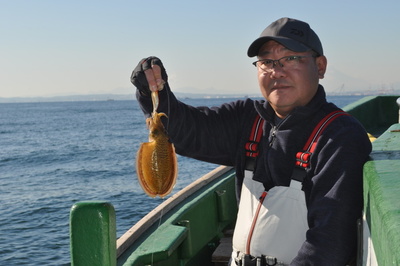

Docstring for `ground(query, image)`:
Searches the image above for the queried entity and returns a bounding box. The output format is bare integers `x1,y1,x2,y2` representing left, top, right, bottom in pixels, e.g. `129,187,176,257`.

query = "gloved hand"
131,56,168,96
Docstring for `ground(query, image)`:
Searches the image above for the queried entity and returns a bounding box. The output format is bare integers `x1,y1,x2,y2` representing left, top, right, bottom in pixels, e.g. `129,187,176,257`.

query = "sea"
0,95,364,265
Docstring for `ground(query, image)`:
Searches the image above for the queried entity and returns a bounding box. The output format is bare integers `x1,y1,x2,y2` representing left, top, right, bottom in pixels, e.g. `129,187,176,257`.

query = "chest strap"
295,110,349,169
245,114,265,158
291,110,350,182
245,110,349,181
244,115,264,170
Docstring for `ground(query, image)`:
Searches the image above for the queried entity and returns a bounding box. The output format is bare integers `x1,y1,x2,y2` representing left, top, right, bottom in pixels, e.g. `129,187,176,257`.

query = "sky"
1,0,400,98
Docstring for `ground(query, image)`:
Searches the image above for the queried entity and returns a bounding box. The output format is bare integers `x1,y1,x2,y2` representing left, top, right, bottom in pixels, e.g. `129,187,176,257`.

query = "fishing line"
149,198,166,266
165,83,171,132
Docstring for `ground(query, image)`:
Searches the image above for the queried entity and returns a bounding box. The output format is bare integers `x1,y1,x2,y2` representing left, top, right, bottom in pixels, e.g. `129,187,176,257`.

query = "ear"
316,56,327,79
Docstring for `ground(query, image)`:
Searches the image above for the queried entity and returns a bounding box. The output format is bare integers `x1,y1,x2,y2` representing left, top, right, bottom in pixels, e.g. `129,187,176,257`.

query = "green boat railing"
70,95,400,266
70,166,237,266
70,202,116,266
343,95,399,137
362,124,400,265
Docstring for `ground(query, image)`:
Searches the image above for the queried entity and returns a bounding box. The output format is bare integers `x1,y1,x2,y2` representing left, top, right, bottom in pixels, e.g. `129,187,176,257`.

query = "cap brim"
247,36,311,57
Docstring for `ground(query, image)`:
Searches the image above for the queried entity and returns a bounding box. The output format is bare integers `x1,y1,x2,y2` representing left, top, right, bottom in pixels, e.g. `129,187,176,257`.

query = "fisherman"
131,17,372,265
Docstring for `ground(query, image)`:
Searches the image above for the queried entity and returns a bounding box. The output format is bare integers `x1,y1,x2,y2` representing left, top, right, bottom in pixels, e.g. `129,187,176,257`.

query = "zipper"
268,115,290,147
269,126,277,147
245,191,268,254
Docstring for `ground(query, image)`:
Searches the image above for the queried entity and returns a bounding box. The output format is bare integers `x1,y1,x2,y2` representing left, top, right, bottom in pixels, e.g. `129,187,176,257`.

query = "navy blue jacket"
136,84,372,265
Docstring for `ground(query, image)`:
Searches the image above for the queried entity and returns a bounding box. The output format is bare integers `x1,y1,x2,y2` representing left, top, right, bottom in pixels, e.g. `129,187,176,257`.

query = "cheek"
257,71,270,87
257,73,272,98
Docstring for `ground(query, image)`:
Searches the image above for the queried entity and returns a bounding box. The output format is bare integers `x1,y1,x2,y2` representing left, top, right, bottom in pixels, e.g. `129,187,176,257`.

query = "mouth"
271,84,291,91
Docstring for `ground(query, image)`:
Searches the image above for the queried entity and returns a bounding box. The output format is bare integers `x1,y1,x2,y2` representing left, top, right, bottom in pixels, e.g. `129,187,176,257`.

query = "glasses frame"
252,55,317,72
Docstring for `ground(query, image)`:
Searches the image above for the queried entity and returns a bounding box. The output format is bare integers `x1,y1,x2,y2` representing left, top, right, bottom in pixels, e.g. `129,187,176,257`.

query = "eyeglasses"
252,55,316,72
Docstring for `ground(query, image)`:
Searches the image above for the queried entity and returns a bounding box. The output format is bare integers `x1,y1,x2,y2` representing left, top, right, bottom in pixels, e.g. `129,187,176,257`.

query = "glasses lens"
283,56,300,68
255,56,308,72
258,60,273,71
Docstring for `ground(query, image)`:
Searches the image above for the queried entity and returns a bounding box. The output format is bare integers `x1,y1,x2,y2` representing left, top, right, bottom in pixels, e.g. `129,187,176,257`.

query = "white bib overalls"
230,170,308,265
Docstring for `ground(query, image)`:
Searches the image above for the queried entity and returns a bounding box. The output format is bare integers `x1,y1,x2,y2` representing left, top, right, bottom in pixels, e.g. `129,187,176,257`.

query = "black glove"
130,56,168,96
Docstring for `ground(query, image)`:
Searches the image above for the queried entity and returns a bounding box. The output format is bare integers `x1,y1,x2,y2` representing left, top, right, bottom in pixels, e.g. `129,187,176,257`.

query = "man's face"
256,41,327,118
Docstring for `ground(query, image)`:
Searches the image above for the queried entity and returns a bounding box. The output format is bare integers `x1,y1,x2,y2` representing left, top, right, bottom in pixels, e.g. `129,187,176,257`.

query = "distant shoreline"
1,91,398,104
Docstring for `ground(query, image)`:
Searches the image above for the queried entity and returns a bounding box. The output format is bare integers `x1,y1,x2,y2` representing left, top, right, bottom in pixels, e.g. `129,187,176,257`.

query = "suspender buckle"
295,151,312,168
235,253,284,266
265,256,277,265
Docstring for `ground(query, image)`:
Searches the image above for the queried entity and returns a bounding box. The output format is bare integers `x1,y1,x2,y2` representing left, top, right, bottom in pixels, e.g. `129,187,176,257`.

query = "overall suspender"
244,110,349,182
244,115,265,171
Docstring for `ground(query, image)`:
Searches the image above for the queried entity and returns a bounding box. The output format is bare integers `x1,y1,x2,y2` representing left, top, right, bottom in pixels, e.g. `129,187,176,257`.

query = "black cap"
247,17,323,57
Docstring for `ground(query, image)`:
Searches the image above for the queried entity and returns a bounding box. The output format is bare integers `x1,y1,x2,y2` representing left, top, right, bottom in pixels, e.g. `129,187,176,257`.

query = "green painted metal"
363,123,400,265
70,201,116,266
343,95,399,136
117,169,237,266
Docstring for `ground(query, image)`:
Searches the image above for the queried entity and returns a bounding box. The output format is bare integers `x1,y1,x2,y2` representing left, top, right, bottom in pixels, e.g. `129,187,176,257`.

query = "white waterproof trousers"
231,170,309,265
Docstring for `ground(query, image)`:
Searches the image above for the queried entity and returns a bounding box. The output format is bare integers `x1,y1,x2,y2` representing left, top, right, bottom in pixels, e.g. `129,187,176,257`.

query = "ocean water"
0,95,364,265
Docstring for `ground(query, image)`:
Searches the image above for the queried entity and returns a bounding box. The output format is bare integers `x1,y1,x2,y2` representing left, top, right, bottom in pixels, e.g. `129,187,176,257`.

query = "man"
131,17,371,265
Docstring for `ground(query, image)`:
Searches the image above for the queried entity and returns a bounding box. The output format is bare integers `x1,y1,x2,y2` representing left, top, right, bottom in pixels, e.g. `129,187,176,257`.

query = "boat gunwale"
116,165,233,258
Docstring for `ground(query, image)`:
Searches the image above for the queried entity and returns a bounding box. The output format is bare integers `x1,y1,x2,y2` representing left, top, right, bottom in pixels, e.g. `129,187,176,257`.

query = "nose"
268,63,286,79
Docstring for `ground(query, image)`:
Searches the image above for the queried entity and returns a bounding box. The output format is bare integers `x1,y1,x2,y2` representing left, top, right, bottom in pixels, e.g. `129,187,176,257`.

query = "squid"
136,91,178,198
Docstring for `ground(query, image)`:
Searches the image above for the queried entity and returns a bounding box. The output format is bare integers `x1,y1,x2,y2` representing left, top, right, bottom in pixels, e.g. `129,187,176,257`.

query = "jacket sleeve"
291,116,372,265
135,84,254,166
